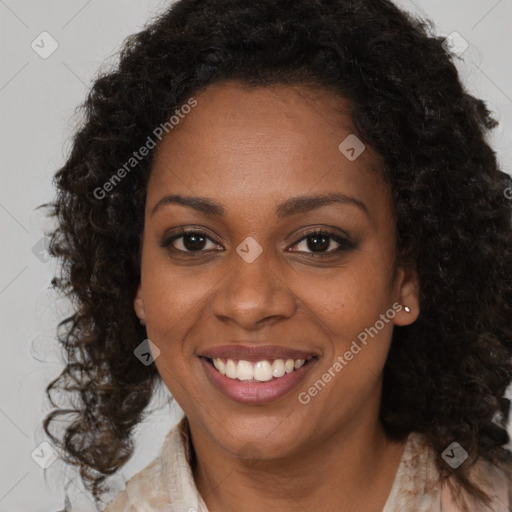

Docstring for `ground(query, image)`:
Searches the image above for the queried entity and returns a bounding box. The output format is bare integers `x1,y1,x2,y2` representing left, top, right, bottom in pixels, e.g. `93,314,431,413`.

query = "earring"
404,306,411,313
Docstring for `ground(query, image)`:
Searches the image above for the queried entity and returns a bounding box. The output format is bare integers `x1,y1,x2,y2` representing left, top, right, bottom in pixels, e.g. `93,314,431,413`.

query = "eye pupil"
183,233,207,251
307,234,329,252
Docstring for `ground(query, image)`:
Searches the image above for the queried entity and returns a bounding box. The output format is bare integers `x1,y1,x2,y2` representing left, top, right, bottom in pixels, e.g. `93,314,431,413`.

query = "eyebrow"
150,192,369,218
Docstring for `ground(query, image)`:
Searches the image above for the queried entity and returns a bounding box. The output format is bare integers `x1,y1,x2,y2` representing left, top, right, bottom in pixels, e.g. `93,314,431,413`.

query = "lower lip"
199,357,318,405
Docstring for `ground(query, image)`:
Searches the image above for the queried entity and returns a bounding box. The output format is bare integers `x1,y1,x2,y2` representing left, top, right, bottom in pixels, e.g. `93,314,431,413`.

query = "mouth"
200,355,318,382
199,354,319,405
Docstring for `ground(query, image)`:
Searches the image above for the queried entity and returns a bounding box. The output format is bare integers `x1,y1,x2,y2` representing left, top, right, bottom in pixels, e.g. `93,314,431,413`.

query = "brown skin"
134,81,420,512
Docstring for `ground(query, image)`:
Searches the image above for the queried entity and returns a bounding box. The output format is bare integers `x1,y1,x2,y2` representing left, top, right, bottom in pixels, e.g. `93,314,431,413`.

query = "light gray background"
1,1,511,510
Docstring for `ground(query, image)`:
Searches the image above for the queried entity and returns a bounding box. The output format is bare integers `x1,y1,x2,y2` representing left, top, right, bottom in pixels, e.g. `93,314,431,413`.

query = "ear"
393,266,420,326
134,284,146,325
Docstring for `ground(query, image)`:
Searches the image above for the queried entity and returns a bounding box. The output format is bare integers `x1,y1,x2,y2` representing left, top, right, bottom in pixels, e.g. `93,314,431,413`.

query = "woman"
44,0,512,510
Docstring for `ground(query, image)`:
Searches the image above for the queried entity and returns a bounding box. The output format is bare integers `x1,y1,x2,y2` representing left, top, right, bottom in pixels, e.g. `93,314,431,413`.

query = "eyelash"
160,228,354,257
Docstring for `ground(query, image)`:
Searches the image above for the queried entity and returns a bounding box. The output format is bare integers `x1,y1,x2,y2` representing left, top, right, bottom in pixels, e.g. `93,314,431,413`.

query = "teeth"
225,359,237,379
237,360,253,380
212,357,309,382
272,359,286,378
254,361,273,381
215,358,226,375
294,359,305,370
285,359,295,373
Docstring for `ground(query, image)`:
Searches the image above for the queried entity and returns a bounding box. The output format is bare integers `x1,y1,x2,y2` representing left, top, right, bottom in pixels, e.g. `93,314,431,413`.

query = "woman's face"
134,81,419,460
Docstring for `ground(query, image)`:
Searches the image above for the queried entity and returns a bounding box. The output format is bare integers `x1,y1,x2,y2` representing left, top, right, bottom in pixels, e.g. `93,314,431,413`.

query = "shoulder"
103,454,168,511
385,432,512,512
104,419,188,512
453,455,512,512
429,438,512,512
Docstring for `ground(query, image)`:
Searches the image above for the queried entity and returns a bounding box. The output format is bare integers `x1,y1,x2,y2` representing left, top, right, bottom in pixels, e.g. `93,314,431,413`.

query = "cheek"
140,259,214,401
140,242,218,333
303,271,395,420
293,248,396,400
299,255,396,337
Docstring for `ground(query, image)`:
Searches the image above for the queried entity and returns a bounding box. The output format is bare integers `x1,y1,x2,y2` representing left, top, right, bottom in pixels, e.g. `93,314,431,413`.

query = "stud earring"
404,306,411,313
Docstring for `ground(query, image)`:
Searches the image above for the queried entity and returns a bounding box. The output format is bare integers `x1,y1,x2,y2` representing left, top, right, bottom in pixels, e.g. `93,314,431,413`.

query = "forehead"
147,81,390,222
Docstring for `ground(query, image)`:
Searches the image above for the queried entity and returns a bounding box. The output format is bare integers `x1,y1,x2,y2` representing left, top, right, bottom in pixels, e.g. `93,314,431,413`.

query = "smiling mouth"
201,356,318,382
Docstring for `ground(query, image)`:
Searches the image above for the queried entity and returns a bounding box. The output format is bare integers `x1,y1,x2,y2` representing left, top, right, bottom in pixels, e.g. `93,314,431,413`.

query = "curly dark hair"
43,0,512,508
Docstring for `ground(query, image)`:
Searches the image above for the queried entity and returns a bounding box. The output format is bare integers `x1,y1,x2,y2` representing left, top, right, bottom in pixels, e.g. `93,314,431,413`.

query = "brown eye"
289,230,354,256
161,230,221,253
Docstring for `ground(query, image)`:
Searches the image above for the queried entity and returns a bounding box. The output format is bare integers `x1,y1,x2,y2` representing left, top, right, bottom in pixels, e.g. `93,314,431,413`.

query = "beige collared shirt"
105,416,511,512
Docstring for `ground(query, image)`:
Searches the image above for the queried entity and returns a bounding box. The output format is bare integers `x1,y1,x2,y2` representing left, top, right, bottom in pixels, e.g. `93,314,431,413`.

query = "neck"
189,410,408,512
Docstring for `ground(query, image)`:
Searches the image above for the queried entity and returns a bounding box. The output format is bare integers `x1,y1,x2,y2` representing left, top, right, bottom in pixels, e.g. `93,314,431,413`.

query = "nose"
210,249,297,330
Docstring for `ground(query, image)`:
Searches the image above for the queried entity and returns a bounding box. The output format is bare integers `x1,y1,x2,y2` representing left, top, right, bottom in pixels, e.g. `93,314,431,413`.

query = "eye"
161,228,354,257
288,230,354,256
161,229,221,253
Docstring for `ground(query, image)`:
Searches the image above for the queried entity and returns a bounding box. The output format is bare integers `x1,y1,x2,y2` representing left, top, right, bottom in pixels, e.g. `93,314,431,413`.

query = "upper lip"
199,344,318,362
